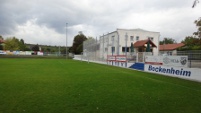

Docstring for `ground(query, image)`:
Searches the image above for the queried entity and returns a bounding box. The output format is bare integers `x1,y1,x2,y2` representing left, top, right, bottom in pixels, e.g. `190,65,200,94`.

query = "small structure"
159,43,185,55
134,39,157,53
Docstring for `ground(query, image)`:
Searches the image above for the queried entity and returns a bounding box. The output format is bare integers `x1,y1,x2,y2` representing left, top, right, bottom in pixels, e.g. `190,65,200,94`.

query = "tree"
193,17,201,39
181,18,201,50
71,32,87,54
0,35,3,40
76,43,83,54
19,39,26,51
0,35,4,50
181,36,201,50
32,44,40,51
4,37,21,51
160,38,176,45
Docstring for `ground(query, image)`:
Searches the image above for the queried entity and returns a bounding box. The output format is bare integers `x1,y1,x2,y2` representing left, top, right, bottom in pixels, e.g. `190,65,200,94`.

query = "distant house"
0,39,5,50
159,43,185,55
0,39,4,44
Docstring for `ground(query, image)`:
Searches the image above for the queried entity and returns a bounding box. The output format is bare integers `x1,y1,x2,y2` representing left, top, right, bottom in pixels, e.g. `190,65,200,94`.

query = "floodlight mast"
66,23,68,59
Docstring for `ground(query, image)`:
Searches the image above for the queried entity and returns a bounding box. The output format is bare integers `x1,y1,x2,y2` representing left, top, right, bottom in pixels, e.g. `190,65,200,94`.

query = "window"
122,47,129,52
130,36,134,41
111,47,115,53
105,48,108,52
136,36,139,41
148,37,154,41
111,36,115,42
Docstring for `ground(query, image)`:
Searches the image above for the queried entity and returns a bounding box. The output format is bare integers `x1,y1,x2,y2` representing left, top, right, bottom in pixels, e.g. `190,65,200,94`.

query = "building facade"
99,28,160,60
159,43,185,56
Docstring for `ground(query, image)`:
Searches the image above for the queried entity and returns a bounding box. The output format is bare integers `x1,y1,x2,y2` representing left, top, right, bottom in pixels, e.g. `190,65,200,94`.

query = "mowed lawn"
0,58,201,113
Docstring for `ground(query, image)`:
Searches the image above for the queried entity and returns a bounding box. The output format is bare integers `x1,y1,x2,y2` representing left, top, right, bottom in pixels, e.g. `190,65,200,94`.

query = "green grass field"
0,58,201,113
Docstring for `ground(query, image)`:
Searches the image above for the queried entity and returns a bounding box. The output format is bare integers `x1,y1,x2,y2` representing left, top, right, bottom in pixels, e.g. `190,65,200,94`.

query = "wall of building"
99,28,160,60
117,29,160,55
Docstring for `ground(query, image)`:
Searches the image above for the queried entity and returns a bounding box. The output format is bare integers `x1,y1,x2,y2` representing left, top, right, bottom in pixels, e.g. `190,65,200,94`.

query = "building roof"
0,39,4,43
159,43,185,51
117,28,160,33
133,39,157,48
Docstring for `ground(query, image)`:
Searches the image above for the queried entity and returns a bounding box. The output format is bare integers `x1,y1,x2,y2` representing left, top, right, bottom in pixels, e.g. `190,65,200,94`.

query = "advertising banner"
19,51,26,55
13,51,20,55
107,55,116,61
145,56,188,67
37,51,44,56
144,64,201,82
107,55,127,62
0,50,6,55
6,51,13,55
25,51,32,55
163,56,188,67
144,56,163,65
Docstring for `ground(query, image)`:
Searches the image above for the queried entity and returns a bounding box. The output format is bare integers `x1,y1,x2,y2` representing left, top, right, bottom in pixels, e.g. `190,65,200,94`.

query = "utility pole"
66,23,68,59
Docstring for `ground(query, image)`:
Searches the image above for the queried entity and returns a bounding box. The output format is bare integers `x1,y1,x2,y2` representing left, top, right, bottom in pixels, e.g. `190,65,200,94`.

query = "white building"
99,28,160,59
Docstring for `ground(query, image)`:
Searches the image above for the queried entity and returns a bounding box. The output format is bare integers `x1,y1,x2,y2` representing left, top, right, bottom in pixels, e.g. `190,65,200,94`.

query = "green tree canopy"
4,37,21,51
32,44,40,51
19,39,26,51
71,32,87,54
4,37,27,51
181,36,201,50
160,38,176,45
0,35,3,40
193,17,201,39
181,18,201,50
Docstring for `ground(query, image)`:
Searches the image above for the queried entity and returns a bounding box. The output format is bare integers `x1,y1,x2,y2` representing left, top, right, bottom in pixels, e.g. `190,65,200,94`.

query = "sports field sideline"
0,58,201,113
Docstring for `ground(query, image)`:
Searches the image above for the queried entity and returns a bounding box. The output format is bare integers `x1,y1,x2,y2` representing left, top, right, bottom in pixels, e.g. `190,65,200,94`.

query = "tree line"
0,32,87,55
0,36,67,53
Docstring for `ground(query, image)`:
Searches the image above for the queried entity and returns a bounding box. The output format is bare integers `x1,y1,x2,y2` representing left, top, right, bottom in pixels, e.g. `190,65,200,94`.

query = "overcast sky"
0,0,200,46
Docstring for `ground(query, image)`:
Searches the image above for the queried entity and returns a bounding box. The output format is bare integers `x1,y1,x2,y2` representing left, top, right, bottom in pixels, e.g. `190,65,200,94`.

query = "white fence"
0,50,43,55
145,64,201,82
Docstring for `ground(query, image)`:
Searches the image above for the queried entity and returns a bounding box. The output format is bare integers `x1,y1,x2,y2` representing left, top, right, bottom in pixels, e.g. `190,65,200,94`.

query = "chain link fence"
177,50,201,68
83,38,103,62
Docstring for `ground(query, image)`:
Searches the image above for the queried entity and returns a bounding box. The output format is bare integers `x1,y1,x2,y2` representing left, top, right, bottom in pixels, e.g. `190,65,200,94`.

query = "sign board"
116,55,127,62
144,64,201,82
107,55,127,62
145,56,188,67
107,55,116,61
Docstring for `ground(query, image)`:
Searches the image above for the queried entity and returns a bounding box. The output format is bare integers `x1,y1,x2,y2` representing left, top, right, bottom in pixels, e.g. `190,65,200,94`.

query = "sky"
0,0,200,46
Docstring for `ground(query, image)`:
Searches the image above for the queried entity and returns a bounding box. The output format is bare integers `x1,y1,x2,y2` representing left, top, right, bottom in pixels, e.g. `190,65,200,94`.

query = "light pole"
125,33,128,67
66,23,68,59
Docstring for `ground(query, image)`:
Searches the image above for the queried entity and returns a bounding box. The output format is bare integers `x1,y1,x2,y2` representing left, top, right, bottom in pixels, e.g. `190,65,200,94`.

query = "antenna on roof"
192,0,199,8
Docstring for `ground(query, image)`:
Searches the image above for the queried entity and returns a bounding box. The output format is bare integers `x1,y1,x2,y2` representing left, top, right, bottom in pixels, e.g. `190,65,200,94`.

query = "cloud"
0,0,201,45
5,19,66,46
